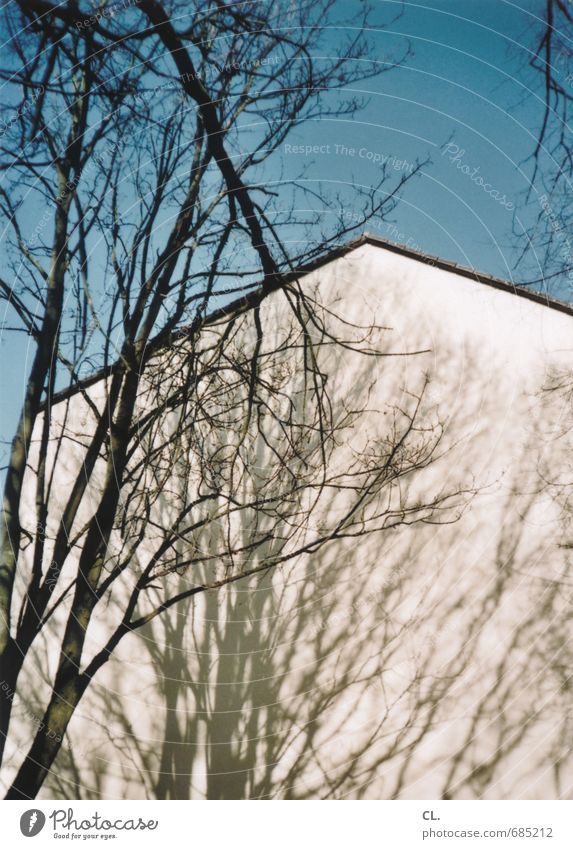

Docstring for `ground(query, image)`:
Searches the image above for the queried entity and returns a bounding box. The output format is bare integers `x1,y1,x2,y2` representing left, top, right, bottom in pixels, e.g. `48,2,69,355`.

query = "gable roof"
202,232,573,328
45,232,573,407
357,233,573,316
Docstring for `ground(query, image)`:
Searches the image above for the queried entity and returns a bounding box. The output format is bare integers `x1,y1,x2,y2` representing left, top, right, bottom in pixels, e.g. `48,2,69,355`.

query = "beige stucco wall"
4,242,573,800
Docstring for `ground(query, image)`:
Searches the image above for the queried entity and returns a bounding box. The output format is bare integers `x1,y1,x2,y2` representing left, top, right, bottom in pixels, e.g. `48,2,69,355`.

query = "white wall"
5,242,573,800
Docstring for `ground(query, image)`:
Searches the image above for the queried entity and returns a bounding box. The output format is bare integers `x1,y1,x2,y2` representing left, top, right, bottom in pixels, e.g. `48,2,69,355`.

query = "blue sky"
276,0,562,290
0,0,566,457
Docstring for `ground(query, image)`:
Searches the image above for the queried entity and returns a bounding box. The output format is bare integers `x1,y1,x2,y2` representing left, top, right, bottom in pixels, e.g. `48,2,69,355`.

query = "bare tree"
513,2,573,547
0,0,454,800
24,403,573,801
513,0,573,294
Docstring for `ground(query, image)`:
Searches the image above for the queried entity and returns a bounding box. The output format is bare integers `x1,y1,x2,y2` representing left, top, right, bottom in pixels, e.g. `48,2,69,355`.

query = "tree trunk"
0,640,23,767
5,673,87,799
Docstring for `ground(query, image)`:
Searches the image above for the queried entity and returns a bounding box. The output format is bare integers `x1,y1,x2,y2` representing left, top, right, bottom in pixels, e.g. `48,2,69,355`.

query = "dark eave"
361,233,573,318
44,232,573,408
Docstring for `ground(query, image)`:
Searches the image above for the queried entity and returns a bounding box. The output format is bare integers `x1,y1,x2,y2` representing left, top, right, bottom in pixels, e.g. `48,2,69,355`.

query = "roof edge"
361,233,573,317
43,232,573,408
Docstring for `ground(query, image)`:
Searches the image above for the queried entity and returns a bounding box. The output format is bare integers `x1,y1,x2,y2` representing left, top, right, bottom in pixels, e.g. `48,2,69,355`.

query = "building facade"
4,237,573,800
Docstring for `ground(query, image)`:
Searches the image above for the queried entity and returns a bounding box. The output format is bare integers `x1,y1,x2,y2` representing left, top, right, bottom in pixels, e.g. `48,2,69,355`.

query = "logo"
20,810,46,837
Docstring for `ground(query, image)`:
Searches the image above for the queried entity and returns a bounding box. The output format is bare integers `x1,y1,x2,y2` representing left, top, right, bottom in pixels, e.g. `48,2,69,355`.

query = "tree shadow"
7,258,573,800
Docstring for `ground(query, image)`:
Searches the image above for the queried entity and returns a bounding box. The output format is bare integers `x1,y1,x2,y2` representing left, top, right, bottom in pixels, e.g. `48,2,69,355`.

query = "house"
5,235,573,800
